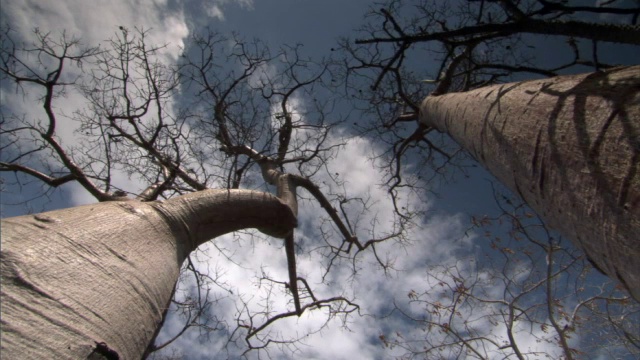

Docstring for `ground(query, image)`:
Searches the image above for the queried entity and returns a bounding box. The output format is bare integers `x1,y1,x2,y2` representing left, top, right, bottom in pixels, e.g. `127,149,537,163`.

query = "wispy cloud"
1,0,190,207
203,0,256,21
205,5,226,21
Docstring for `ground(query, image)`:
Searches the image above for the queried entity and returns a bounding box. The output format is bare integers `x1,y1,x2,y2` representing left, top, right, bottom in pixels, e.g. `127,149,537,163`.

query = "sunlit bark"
420,66,640,300
0,189,295,359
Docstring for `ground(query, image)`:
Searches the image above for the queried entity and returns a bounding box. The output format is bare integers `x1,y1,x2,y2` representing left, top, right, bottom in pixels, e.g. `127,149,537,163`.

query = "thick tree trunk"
0,189,295,359
420,66,640,300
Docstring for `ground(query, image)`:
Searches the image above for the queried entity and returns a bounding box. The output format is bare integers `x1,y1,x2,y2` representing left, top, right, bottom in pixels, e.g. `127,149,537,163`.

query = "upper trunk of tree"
420,66,640,300
0,189,296,359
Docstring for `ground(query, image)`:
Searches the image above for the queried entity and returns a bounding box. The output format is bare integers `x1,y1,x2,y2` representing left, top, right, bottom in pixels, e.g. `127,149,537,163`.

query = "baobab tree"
369,67,640,359
1,190,297,359
420,65,640,300
1,0,639,358
340,0,639,358
344,0,640,298
0,27,400,358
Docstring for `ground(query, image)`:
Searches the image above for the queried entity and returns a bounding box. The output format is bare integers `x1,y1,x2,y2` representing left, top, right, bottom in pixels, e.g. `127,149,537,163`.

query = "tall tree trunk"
0,189,296,359
420,66,640,300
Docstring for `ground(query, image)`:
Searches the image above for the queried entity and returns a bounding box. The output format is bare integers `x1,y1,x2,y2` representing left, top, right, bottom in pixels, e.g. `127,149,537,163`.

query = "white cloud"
203,0,255,21
205,4,226,20
1,0,189,206
1,3,556,358
145,123,480,358
4,0,188,60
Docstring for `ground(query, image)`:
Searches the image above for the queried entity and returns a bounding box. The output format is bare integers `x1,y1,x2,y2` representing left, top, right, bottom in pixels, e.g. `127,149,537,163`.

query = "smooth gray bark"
0,189,296,359
420,66,640,300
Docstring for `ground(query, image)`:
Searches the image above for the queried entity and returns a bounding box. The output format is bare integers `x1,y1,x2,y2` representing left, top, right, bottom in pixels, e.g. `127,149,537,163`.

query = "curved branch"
291,175,360,249
284,233,301,316
356,19,640,46
0,162,76,186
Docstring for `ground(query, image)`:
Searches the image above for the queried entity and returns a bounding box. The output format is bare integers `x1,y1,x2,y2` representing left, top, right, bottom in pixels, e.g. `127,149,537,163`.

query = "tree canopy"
1,0,639,359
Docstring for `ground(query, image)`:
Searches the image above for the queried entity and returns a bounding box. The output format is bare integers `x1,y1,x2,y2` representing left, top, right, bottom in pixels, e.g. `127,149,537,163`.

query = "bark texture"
420,66,640,300
0,189,295,359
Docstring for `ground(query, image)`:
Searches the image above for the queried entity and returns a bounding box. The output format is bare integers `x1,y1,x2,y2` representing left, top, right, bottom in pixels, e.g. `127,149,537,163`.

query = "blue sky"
1,1,638,359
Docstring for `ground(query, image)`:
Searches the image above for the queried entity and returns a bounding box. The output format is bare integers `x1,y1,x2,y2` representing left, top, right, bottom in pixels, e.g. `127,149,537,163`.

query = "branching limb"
284,233,301,316
0,162,76,187
356,18,640,46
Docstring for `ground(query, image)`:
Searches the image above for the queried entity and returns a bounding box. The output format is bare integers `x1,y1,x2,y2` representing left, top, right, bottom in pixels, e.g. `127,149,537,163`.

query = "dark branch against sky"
1,1,638,359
